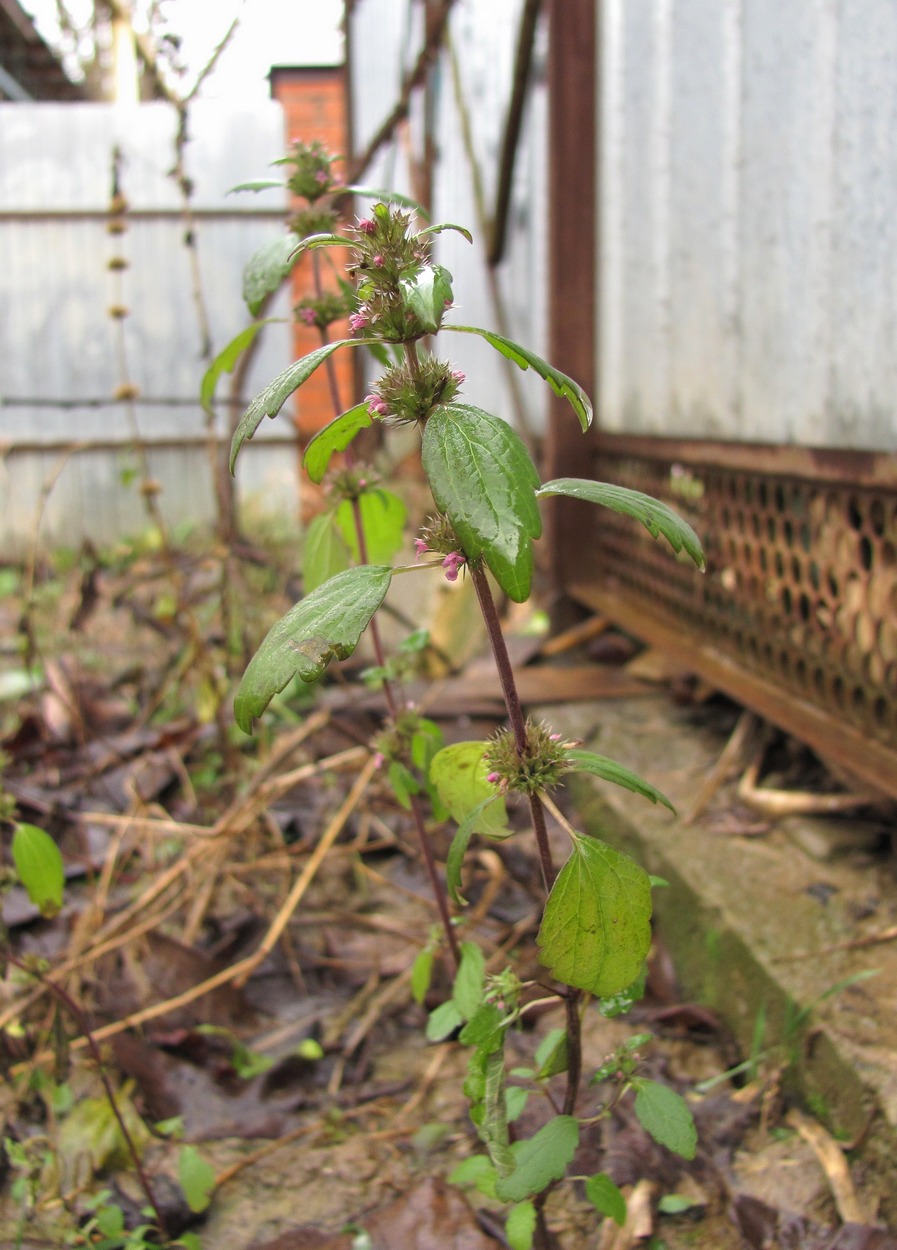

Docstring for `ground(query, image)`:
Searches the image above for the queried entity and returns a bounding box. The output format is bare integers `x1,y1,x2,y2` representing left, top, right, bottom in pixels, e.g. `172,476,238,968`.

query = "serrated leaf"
453,940,485,1019
411,947,435,1005
447,326,593,431
537,478,705,570
335,488,407,564
200,320,279,416
633,1081,697,1159
495,1116,580,1203
343,185,430,218
178,1145,216,1214
566,749,674,812
302,513,351,593
230,339,369,471
426,999,463,1041
430,742,509,831
303,403,373,483
422,404,541,602
399,263,454,333
585,1173,627,1226
234,565,392,732
243,233,301,315
445,796,507,905
506,1201,537,1250
12,824,64,917
537,834,652,997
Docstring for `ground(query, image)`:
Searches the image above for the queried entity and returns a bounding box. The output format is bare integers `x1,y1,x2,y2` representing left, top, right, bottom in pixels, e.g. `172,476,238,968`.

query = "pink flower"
413,538,429,559
373,752,386,769
349,312,368,333
314,169,328,185
451,370,465,384
487,772,501,785
299,307,317,325
357,218,376,235
442,551,466,582
372,254,384,267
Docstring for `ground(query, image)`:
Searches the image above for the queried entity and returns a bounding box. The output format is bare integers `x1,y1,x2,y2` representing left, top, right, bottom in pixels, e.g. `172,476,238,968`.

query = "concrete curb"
545,693,897,1218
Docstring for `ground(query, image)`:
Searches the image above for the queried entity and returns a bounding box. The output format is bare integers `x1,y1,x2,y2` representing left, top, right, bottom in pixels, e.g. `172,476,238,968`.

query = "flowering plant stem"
218,143,706,1239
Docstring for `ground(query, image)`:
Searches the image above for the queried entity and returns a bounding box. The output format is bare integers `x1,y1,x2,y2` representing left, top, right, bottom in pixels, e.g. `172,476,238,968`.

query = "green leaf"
598,969,647,1019
243,233,301,315
234,565,392,732
94,1203,125,1237
506,1201,537,1250
388,760,417,809
426,999,463,1041
417,222,474,245
495,1115,580,1203
446,326,593,431
335,488,407,564
302,513,352,593
566,749,674,812
422,404,542,602
537,834,653,997
178,1144,216,1214
453,941,486,1019
534,1028,569,1079
12,824,64,917
459,1003,504,1053
505,1086,529,1124
445,797,506,905
448,1154,496,1189
633,1080,697,1160
303,403,373,483
230,339,370,472
658,1193,700,1214
200,320,278,417
430,742,509,832
411,947,435,1005
343,185,430,218
585,1173,627,1226
536,479,705,570
399,263,454,333
229,178,285,193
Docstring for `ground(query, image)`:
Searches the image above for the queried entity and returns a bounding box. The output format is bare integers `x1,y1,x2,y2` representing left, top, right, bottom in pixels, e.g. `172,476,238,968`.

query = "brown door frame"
544,0,598,595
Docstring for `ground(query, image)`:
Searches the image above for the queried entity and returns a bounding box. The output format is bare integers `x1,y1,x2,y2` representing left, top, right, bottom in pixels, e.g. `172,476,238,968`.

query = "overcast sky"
23,0,344,100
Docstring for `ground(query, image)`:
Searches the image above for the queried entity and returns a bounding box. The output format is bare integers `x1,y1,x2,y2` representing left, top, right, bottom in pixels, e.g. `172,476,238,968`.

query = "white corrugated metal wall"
599,0,897,451
349,0,549,437
0,100,295,554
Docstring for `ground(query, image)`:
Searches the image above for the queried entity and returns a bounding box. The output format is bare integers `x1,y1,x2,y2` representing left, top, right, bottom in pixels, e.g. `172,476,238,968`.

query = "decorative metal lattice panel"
574,436,897,795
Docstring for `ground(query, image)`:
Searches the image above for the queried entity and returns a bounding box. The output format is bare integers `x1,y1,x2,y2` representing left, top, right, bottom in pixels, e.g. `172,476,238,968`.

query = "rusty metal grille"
568,435,897,797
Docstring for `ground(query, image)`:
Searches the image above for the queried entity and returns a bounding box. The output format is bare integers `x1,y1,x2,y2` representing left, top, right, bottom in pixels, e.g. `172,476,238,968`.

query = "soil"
0,546,894,1249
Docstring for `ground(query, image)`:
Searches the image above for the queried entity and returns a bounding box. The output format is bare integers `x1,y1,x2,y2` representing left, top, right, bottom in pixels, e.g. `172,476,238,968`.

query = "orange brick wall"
270,67,354,509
